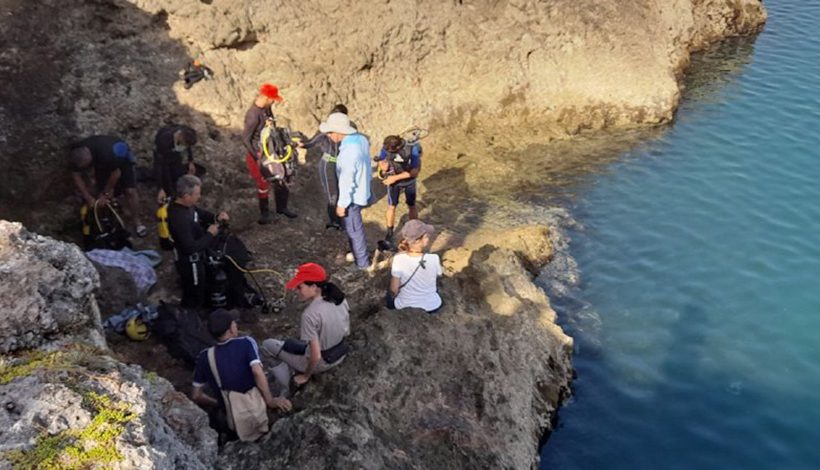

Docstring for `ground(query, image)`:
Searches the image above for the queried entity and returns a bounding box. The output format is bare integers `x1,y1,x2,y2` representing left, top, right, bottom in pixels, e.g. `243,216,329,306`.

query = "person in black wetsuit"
302,104,353,230
167,175,228,308
68,135,146,237
242,83,297,224
154,124,199,204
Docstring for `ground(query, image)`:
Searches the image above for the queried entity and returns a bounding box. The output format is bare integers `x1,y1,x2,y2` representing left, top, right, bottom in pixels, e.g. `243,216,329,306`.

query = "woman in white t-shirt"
386,219,443,313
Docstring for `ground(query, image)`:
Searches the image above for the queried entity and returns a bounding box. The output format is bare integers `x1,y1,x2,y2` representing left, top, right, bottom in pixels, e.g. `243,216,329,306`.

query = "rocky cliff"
0,0,766,468
0,221,216,469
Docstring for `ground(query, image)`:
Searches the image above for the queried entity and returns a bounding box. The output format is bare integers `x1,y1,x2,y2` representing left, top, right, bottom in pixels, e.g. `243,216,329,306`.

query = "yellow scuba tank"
156,202,173,250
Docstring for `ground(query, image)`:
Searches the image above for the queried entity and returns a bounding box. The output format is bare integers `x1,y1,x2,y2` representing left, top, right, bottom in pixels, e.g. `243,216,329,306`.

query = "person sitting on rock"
262,263,350,396
166,175,226,308
386,220,443,313
192,309,292,442
154,124,201,204
68,135,147,238
377,134,422,243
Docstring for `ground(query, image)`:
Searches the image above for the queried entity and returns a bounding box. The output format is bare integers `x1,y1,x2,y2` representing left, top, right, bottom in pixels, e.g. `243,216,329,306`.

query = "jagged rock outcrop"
0,221,216,469
0,221,103,354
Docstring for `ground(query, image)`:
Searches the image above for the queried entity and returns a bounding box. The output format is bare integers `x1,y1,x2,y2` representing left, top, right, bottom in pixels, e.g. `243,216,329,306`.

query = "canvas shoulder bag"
207,346,269,441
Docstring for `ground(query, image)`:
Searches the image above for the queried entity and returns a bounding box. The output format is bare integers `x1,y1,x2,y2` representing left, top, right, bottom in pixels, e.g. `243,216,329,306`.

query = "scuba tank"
156,198,174,250
259,121,303,181
82,200,131,251
206,222,231,308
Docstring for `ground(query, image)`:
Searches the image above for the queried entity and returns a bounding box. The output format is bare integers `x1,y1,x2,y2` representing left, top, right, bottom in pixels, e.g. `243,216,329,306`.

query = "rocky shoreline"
0,0,766,468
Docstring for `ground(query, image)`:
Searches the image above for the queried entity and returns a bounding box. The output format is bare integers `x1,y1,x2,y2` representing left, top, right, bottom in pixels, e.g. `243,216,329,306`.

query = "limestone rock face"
0,353,216,469
128,0,767,141
0,220,217,469
0,221,103,354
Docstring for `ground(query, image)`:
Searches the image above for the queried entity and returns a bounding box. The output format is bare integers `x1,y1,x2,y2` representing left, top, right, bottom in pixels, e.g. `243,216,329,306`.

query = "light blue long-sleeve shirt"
336,133,372,208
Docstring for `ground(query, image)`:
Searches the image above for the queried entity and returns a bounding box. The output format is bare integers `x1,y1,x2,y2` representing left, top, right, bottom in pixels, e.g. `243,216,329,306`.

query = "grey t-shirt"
300,297,350,350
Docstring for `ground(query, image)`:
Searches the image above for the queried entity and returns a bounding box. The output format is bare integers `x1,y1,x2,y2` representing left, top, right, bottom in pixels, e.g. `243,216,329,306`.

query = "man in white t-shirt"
387,220,443,313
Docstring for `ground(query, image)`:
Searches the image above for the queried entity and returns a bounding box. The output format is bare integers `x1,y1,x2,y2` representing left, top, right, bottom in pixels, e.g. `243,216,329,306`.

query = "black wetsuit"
305,132,341,227
70,135,136,195
154,125,196,197
167,202,215,308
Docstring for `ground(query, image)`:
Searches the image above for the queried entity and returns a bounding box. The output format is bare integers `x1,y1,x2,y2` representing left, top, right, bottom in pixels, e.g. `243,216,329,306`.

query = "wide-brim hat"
285,262,328,290
319,112,357,135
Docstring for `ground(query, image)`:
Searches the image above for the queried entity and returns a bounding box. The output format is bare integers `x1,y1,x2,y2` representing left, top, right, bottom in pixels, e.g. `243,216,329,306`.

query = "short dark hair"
68,146,92,170
383,135,405,153
175,127,197,146
330,104,348,115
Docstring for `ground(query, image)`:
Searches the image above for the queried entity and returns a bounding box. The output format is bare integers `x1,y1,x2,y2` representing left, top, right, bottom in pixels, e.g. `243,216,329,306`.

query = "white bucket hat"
319,112,357,135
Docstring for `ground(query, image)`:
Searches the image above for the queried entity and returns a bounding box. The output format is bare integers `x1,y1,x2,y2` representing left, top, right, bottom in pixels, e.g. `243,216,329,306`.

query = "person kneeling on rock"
262,263,350,396
386,220,443,313
191,309,292,442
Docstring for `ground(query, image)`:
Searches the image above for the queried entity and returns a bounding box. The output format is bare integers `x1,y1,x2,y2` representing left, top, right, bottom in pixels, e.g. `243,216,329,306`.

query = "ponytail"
306,280,346,305
398,239,411,252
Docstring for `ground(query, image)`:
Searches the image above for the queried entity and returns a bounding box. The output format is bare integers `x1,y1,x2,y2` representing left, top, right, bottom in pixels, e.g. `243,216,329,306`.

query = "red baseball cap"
285,263,327,290
259,83,284,102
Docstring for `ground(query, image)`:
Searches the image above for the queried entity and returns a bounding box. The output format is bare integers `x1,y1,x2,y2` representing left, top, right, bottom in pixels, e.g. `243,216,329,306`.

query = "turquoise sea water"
539,2,820,469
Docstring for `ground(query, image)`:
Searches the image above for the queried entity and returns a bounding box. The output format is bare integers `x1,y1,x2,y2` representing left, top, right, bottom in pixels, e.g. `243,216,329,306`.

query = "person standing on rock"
242,83,297,224
320,112,372,269
192,309,292,441
301,104,353,231
153,124,200,203
68,135,147,237
376,134,422,243
262,263,350,395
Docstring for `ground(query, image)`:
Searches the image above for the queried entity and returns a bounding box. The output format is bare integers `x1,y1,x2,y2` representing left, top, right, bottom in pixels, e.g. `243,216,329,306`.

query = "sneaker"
345,252,355,263
135,224,148,238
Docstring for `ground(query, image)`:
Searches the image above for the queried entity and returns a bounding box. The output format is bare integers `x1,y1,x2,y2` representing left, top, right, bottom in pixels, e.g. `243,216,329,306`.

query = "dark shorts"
387,179,416,207
95,164,136,195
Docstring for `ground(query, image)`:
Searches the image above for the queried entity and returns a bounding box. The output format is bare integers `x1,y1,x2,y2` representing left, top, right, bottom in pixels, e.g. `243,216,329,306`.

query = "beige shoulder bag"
207,347,269,441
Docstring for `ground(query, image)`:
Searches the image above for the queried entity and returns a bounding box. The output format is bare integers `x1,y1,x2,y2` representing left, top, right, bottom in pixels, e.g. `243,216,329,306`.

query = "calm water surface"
539,1,820,469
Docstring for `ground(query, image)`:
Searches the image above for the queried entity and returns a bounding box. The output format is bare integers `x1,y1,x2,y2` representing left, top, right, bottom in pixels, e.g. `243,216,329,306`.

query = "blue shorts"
387,179,416,207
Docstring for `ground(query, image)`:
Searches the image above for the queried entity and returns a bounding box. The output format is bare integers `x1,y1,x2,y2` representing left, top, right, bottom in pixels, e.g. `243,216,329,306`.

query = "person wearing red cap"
241,83,297,224
262,263,350,395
